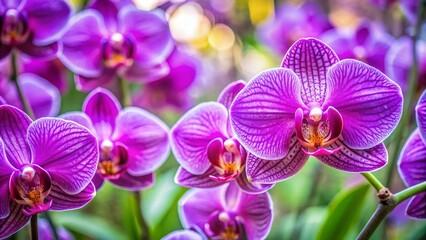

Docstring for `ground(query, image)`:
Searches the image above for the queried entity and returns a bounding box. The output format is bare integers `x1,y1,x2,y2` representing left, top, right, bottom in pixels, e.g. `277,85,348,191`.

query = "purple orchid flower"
400,0,418,23
133,48,199,113
39,218,74,240
0,72,61,118
162,229,204,240
61,88,170,191
230,38,403,184
0,0,71,60
178,183,273,239
321,21,395,73
398,90,426,219
257,2,332,56
0,105,98,239
170,81,273,194
385,36,426,93
59,0,174,91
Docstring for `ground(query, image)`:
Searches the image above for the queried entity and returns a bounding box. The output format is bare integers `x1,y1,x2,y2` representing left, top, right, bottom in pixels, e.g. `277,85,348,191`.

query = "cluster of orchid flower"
0,0,425,239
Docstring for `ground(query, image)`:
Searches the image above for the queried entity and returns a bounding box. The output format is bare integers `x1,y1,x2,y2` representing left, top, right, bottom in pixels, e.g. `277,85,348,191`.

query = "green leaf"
52,212,130,240
315,183,371,240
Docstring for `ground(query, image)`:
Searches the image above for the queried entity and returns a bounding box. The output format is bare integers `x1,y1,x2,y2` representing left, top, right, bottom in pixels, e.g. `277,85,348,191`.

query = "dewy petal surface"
171,102,228,175
318,139,387,172
48,182,96,211
109,172,154,191
24,0,71,45
230,68,306,160
281,38,339,105
59,10,106,78
0,105,32,168
83,88,121,140
113,107,170,175
28,118,98,195
398,130,426,187
175,166,222,188
416,90,426,143
246,136,309,183
323,59,403,149
0,202,31,239
236,190,273,239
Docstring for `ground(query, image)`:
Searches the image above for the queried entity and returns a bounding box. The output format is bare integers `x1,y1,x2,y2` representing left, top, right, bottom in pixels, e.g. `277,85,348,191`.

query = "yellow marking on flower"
220,227,239,240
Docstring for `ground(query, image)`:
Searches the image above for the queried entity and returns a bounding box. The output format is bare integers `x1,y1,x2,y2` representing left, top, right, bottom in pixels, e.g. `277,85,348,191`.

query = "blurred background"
4,0,426,239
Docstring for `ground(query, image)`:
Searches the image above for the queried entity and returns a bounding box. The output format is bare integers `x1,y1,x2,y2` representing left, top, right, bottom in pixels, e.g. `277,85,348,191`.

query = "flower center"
207,138,247,183
102,33,134,68
9,165,53,216
1,9,30,45
98,140,128,179
205,211,242,240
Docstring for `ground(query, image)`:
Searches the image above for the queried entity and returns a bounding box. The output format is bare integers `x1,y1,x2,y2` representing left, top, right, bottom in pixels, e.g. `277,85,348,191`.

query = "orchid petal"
246,136,309,183
398,129,426,187
109,172,154,191
406,193,426,219
28,118,98,194
217,80,246,111
113,107,169,175
416,90,426,143
83,88,121,140
235,170,274,194
0,201,30,239
59,10,106,78
121,61,170,83
92,173,105,190
162,230,203,240
230,68,305,160
281,38,339,105
175,166,222,188
178,186,225,230
60,112,95,133
171,102,228,175
88,0,119,30
318,139,387,172
237,191,273,240
48,182,96,211
0,105,32,168
0,45,11,60
17,39,58,60
323,59,402,149
24,0,71,45
75,69,116,92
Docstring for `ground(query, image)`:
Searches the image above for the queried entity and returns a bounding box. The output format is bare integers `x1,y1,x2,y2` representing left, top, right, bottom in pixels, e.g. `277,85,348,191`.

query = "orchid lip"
1,9,30,45
102,33,135,69
205,211,242,240
98,140,128,179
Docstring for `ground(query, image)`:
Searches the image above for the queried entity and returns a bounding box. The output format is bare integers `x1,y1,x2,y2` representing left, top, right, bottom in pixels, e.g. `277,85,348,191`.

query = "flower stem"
30,214,39,240
119,77,131,107
133,191,150,240
385,0,426,188
42,212,59,240
10,50,35,119
361,172,385,192
394,181,426,204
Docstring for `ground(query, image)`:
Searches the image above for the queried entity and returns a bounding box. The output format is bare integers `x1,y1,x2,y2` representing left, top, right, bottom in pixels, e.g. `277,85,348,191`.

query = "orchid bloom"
171,81,273,194
0,105,98,239
178,183,273,240
230,38,403,184
398,90,426,219
59,0,174,91
61,88,170,191
0,0,71,60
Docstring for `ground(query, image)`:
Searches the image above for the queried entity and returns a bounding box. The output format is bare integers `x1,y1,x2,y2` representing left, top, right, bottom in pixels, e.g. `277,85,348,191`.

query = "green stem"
386,0,425,188
395,181,426,204
119,77,131,107
133,191,150,240
30,214,39,240
361,173,385,192
10,50,35,119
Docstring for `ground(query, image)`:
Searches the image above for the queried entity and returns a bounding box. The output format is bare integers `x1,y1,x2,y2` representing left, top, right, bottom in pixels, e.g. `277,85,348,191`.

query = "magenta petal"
83,88,121,140
92,173,105,190
281,38,339,105
48,182,96,211
318,139,387,172
324,59,403,149
121,57,170,83
17,39,58,60
75,69,116,92
0,138,15,177
237,191,273,240
20,73,61,118
398,130,426,187
246,136,309,183
0,201,31,239
28,118,98,194
230,68,306,160
119,7,174,66
406,193,426,219
60,112,95,133
175,166,222,188
88,0,119,30
22,58,68,93
24,0,71,45
171,102,228,175
178,186,225,229
109,172,154,191
0,0,24,9
0,45,11,59
0,177,11,218
59,10,106,78
302,147,340,157
0,105,32,168
235,170,274,194
113,107,169,175
217,80,246,110
162,230,203,240
416,90,426,142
